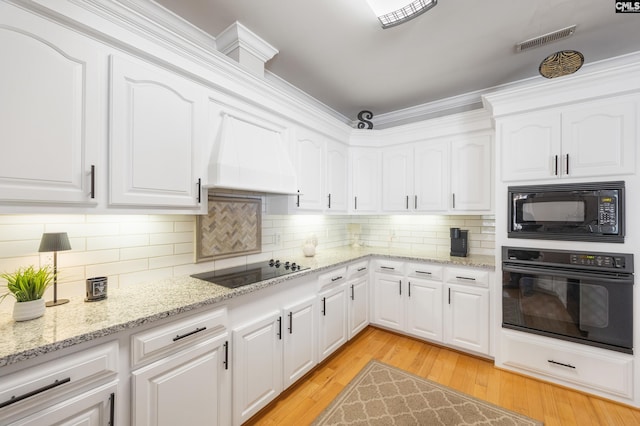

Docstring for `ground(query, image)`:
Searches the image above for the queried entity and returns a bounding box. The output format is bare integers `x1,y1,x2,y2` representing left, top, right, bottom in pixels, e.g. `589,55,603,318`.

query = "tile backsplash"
0,212,494,313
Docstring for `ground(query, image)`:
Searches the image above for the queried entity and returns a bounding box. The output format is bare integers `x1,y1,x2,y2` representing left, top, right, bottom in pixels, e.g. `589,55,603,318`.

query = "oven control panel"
569,254,625,268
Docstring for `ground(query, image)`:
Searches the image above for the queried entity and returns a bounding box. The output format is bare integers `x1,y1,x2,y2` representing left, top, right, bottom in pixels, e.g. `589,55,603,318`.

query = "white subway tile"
87,235,149,251
120,245,174,261
149,253,194,269
149,232,192,245
86,259,149,278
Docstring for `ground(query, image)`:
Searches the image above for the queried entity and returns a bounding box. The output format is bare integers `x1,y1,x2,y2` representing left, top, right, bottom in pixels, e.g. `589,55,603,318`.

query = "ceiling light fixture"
366,0,437,29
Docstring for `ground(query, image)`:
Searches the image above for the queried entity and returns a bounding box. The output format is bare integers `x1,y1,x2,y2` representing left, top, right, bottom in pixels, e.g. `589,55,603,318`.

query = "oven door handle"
502,264,633,284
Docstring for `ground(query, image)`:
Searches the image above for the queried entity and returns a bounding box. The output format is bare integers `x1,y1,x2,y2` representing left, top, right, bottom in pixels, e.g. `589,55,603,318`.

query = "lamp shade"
38,232,71,253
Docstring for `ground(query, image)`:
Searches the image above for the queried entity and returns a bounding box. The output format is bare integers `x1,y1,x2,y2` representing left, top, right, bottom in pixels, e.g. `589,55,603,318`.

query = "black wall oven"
502,246,634,354
508,181,624,242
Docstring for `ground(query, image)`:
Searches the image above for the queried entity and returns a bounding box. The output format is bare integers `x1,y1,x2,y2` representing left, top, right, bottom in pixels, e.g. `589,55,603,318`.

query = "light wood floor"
245,326,640,426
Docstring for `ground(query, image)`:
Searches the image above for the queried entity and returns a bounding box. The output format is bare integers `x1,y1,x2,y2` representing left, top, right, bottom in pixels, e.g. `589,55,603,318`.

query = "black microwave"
508,181,625,243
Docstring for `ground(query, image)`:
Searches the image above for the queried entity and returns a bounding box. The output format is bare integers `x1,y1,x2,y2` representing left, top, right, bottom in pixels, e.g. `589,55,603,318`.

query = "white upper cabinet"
450,134,492,211
109,55,206,209
562,99,636,178
381,141,451,213
381,133,492,213
414,141,449,212
289,128,348,213
0,4,103,205
350,148,380,213
381,146,414,212
501,97,637,182
500,111,561,181
326,141,349,212
297,135,325,210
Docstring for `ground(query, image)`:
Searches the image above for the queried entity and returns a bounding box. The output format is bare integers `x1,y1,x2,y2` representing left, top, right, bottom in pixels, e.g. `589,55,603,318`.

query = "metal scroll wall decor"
539,50,584,79
357,110,374,129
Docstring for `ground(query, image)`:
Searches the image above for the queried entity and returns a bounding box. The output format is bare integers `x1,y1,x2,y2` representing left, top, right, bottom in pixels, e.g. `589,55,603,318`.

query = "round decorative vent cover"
539,50,584,79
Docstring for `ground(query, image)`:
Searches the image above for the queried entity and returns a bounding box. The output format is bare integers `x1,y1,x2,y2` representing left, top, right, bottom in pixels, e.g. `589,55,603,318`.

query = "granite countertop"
0,247,494,368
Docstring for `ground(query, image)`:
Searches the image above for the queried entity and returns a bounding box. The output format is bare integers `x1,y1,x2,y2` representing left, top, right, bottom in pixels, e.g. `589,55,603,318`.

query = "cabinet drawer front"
132,307,227,367
407,263,443,281
347,261,369,279
501,331,633,398
0,342,118,412
444,267,489,287
374,259,404,275
318,267,347,289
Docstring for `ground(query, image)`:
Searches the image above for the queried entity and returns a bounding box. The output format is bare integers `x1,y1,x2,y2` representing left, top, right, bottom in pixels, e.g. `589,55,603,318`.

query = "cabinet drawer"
318,267,347,289
374,259,404,275
0,342,118,413
407,263,443,281
444,267,489,287
132,307,227,367
501,331,633,398
347,261,369,279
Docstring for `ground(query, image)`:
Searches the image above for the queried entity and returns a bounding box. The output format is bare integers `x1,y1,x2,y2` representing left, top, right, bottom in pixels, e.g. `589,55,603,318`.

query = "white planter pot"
13,299,46,321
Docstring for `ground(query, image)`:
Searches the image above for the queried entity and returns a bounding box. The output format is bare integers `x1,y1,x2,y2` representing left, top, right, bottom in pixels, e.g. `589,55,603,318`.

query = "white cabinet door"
500,111,562,181
406,278,443,342
233,312,283,425
381,146,414,212
0,4,102,205
283,297,317,388
109,55,205,208
351,148,380,213
444,284,489,355
9,382,117,426
414,141,449,212
348,276,369,339
450,134,492,211
562,99,636,178
501,97,637,182
296,135,325,210
318,285,348,361
132,333,231,426
372,273,404,331
326,142,348,212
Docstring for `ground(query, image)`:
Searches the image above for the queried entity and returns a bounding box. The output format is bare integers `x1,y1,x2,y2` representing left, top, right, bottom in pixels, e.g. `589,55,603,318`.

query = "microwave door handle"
502,265,632,284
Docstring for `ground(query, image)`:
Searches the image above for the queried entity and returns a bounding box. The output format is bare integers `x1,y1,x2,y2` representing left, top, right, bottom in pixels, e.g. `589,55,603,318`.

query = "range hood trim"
205,113,299,195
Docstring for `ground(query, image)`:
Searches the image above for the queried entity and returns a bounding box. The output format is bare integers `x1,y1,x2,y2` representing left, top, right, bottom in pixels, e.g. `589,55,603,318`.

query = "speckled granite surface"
0,247,494,368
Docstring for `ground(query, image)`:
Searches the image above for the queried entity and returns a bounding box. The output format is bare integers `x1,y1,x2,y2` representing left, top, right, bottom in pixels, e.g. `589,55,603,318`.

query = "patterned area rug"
312,360,543,425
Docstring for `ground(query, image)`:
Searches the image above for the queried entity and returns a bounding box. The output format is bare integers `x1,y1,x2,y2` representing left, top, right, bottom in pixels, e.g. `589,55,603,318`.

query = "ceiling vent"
516,25,576,52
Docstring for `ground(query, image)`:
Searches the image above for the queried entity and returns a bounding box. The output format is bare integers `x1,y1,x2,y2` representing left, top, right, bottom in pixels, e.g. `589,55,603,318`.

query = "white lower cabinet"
347,262,369,339
131,308,231,426
232,311,283,425
233,296,318,425
500,330,633,399
372,260,490,356
444,268,490,355
8,382,117,426
132,333,230,426
406,272,443,342
317,268,349,362
373,261,444,342
283,297,317,388
0,342,119,425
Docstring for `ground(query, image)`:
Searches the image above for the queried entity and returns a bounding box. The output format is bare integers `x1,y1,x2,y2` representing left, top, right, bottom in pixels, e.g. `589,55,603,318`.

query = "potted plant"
1,266,53,321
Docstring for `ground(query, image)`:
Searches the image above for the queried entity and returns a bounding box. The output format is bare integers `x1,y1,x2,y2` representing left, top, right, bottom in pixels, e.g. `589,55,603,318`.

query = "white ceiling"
154,0,640,122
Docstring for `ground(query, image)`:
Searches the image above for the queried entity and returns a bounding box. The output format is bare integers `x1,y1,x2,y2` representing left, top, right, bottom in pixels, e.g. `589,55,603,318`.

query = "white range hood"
205,113,298,195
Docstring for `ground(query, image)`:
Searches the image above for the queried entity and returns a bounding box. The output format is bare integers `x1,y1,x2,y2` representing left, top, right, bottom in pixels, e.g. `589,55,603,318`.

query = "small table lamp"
38,232,72,307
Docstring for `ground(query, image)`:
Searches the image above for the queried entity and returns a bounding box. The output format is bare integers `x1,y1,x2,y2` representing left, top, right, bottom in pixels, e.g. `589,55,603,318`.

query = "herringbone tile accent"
196,196,261,261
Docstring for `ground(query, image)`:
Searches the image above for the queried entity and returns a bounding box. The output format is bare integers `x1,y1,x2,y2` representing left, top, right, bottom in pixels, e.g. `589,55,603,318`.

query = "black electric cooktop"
191,259,309,289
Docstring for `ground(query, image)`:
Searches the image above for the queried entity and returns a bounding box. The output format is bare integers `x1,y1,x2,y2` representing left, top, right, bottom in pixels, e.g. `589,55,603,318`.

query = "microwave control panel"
598,195,617,228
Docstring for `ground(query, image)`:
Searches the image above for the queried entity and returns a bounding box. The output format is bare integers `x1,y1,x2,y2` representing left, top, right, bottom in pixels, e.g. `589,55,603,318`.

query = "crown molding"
482,51,640,118
216,21,278,63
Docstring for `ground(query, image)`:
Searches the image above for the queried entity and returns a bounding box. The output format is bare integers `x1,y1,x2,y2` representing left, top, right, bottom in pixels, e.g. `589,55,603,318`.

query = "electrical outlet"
275,233,281,246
